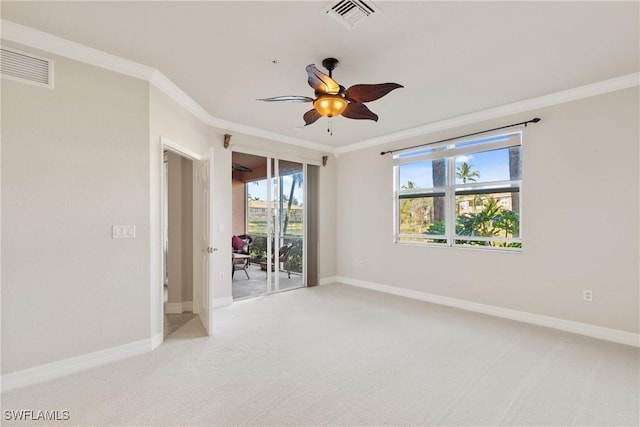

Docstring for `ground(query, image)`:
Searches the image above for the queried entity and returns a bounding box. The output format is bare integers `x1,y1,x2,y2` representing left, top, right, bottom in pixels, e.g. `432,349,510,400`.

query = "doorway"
159,139,214,341
231,151,306,299
162,150,199,338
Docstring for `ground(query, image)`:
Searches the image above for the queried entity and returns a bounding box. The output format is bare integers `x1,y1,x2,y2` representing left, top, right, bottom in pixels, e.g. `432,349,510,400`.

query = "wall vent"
1,47,54,89
323,0,380,29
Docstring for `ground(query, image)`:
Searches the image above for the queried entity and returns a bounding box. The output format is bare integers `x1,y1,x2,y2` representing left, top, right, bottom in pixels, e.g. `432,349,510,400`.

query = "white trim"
336,277,640,348
319,276,338,285
191,165,200,316
159,138,204,339
151,70,212,126
150,136,163,346
336,72,640,155
1,20,335,154
1,20,155,81
212,296,233,309
303,162,308,287
3,19,638,157
209,119,333,154
394,131,521,164
150,333,163,351
164,301,194,314
1,337,156,392
164,302,182,314
161,136,202,161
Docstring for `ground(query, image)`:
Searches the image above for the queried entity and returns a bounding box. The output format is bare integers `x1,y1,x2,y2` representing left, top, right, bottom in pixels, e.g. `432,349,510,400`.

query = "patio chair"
232,234,253,279
272,242,293,278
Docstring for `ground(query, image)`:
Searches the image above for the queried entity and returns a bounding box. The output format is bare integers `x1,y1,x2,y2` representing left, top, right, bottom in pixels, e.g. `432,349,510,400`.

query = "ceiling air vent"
1,47,54,89
323,0,380,29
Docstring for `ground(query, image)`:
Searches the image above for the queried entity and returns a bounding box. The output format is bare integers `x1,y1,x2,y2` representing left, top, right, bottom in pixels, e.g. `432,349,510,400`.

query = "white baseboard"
319,276,338,286
164,302,182,314
336,276,640,348
164,301,193,314
151,332,163,350
1,337,156,392
212,296,233,309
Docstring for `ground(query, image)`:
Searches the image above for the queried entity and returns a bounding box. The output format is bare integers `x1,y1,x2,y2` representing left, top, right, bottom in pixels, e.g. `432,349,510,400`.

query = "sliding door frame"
231,146,320,293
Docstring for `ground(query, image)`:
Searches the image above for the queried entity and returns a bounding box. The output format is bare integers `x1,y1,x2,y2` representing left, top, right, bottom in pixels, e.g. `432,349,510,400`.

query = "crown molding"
335,72,640,155
1,20,155,81
1,20,335,154
149,70,213,125
149,69,333,153
3,20,638,157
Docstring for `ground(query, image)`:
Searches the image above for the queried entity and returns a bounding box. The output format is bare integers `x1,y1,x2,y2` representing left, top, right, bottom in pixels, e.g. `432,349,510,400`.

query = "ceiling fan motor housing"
322,57,340,76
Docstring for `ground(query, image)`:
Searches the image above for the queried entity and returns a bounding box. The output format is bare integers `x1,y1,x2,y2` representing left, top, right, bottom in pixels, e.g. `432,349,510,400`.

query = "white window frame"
393,131,523,250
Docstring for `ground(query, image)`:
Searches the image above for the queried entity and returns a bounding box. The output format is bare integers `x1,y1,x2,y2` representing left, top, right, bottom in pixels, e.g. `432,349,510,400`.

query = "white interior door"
197,152,214,334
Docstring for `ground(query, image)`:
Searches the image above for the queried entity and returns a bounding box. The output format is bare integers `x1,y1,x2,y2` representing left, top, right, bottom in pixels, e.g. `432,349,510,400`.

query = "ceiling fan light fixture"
313,94,348,117
259,58,402,129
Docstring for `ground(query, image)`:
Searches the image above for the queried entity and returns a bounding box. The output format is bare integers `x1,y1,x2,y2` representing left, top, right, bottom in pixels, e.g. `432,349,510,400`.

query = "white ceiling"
2,1,638,149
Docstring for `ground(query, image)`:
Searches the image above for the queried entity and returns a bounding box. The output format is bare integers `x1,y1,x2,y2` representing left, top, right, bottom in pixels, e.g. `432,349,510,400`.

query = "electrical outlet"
583,289,593,302
219,273,225,280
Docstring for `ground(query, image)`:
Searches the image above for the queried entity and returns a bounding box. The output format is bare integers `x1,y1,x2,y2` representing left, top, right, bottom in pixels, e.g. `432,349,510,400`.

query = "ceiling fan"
232,163,253,173
258,58,403,129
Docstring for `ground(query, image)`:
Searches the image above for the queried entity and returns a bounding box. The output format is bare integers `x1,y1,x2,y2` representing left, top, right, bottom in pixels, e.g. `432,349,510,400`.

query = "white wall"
167,152,184,304
165,152,193,306
149,85,210,336
1,44,151,374
336,87,639,333
150,87,338,332
2,37,633,386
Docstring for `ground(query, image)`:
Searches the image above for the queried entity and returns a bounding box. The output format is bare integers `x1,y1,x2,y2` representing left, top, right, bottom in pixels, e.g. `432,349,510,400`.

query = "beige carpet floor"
2,283,638,426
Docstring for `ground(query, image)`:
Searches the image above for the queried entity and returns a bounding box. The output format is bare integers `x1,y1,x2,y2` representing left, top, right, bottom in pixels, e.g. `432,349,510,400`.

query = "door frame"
158,137,203,342
231,145,320,295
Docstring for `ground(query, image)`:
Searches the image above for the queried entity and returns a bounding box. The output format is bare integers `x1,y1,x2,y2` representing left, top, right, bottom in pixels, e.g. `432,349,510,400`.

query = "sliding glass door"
236,152,306,297
267,159,305,293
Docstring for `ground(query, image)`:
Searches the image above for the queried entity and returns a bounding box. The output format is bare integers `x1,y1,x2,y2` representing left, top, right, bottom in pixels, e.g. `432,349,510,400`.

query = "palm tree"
402,180,416,189
282,172,303,236
456,162,480,183
432,159,446,222
508,146,521,214
494,210,519,238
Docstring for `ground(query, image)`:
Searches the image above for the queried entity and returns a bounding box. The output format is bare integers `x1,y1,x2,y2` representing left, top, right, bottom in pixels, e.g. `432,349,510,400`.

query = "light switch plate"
112,225,136,239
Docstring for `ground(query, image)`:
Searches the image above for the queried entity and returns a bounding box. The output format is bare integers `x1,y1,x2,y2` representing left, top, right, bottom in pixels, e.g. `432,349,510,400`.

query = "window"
394,132,522,249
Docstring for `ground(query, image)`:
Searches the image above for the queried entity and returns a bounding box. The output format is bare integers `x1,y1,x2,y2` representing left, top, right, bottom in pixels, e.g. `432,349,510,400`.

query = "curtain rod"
380,117,541,156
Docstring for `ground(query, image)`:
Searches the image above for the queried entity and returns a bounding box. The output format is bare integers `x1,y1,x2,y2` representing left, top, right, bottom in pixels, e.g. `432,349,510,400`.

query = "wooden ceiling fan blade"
341,102,379,122
345,83,403,103
303,109,322,126
306,64,340,95
257,96,314,103
232,163,253,173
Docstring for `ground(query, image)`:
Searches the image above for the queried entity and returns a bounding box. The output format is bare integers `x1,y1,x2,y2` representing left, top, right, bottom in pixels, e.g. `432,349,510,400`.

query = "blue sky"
399,147,517,188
